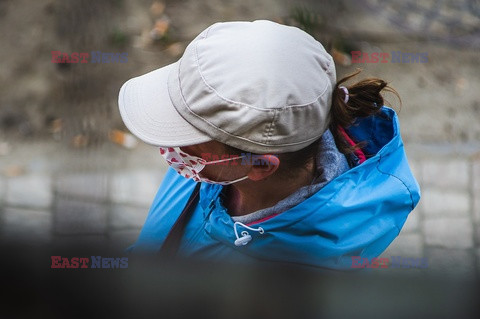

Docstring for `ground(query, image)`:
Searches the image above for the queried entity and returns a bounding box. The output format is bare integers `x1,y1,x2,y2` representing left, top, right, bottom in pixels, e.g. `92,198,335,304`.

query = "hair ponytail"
329,69,401,155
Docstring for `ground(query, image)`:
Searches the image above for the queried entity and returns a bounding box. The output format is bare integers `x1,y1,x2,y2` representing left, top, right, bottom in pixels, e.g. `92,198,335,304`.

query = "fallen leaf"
72,134,89,148
109,129,138,149
150,17,170,40
150,1,165,16
165,42,184,57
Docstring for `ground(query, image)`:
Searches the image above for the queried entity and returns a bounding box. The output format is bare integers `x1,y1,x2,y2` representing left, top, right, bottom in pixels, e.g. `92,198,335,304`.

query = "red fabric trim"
246,213,280,226
338,126,367,164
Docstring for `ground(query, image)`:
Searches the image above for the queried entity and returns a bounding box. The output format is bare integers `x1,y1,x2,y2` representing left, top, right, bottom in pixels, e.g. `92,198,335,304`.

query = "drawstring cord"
233,222,264,246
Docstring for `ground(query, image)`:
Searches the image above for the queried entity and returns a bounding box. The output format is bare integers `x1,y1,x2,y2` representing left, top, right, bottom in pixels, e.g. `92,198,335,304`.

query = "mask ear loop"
203,154,246,182
175,147,245,166
202,154,245,165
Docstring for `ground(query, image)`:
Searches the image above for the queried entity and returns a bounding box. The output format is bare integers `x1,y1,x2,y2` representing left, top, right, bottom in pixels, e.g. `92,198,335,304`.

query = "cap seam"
265,109,278,144
174,60,328,149
174,71,322,149
203,23,216,38
193,38,330,111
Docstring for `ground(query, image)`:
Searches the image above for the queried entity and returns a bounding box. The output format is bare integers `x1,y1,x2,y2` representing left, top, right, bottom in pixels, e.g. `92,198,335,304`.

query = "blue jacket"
130,107,420,269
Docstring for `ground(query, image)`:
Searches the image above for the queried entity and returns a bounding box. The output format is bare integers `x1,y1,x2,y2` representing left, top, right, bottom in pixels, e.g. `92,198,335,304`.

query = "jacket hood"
132,107,420,269
199,107,420,268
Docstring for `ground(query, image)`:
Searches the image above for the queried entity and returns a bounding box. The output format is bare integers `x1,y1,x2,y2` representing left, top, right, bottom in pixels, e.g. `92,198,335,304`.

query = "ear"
246,155,280,181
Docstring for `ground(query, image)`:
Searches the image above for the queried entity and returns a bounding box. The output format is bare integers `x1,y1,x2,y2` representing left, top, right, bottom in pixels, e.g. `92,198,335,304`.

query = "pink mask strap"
203,155,245,165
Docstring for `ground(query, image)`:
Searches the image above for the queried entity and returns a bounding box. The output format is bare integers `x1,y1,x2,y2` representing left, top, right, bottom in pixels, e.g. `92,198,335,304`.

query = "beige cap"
119,20,336,153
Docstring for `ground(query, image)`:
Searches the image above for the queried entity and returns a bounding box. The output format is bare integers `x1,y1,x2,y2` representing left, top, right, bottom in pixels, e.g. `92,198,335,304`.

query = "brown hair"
224,70,400,178
329,69,400,154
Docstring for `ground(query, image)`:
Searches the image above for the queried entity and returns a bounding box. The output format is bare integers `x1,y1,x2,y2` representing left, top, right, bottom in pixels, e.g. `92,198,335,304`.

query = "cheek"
196,165,218,179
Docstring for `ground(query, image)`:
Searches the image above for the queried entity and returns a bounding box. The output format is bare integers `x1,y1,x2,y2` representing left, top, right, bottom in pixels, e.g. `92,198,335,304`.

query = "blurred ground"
0,0,479,283
1,0,479,143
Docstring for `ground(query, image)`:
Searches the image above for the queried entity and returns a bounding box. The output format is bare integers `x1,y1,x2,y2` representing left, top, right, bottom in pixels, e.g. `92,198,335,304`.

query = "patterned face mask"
159,147,248,185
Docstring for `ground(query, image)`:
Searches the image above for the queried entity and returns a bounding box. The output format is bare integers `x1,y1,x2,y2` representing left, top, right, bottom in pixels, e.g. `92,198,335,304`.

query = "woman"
118,20,420,269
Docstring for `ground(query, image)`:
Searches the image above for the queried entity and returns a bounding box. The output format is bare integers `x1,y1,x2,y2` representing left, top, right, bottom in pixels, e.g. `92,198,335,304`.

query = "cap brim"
118,62,212,147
